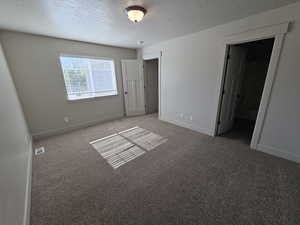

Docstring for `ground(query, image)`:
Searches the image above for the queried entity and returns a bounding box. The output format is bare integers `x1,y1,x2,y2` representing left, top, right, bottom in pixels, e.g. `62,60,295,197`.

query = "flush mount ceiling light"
125,5,147,23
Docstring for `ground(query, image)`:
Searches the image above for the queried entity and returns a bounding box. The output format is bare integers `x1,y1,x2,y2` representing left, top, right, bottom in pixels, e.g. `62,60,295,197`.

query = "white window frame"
59,54,118,101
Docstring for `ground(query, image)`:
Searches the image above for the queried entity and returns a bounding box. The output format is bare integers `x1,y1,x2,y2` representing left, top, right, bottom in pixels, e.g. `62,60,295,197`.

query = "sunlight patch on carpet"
120,127,168,151
90,127,167,169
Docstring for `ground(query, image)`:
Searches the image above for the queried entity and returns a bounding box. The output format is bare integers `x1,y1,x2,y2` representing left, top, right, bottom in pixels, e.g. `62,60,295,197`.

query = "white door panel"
218,46,246,135
121,60,145,116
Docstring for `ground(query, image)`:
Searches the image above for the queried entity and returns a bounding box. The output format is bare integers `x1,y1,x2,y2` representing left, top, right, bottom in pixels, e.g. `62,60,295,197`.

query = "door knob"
124,91,128,94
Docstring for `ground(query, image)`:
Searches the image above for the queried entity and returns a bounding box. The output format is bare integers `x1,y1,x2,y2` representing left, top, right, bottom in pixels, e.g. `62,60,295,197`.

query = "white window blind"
59,56,118,100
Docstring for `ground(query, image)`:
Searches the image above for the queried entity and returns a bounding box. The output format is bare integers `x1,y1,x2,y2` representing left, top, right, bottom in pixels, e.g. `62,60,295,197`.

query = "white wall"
0,43,32,225
141,2,300,162
0,31,136,138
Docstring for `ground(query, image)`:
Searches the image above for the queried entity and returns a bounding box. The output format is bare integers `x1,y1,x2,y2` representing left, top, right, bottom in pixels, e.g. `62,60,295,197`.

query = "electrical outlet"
190,115,193,121
64,116,69,123
35,147,45,155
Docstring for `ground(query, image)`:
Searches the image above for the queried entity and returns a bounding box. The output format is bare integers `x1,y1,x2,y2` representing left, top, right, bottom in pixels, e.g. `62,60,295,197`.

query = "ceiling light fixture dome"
125,5,147,23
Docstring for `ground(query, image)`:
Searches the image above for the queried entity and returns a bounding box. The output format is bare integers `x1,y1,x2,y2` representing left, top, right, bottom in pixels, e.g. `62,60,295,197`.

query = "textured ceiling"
0,0,299,48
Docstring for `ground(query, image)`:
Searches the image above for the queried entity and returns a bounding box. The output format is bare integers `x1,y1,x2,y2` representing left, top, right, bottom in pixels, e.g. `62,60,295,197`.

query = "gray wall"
0,31,136,138
142,2,300,162
0,43,32,225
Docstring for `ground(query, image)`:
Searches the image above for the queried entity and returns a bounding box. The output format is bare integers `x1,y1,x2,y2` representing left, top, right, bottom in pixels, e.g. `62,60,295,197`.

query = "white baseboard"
23,136,33,225
160,115,299,164
160,116,213,136
257,144,300,163
32,114,124,140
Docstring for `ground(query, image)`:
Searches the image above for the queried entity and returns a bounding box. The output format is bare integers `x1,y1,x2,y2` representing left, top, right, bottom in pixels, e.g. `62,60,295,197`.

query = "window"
59,56,118,100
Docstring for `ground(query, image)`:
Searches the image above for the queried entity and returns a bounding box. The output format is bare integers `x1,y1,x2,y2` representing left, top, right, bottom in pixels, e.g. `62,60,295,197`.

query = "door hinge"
218,121,221,125
222,90,225,95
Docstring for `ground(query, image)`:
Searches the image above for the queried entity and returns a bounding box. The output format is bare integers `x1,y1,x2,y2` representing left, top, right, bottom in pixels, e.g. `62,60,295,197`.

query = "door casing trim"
212,22,289,150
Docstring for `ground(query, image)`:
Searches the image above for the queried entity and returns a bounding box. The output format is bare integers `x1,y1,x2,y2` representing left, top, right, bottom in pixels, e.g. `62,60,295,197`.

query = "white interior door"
121,60,145,116
218,46,246,135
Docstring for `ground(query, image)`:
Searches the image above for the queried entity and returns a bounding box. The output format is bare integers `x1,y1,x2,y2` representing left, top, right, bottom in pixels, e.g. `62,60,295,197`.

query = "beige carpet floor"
31,114,300,225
